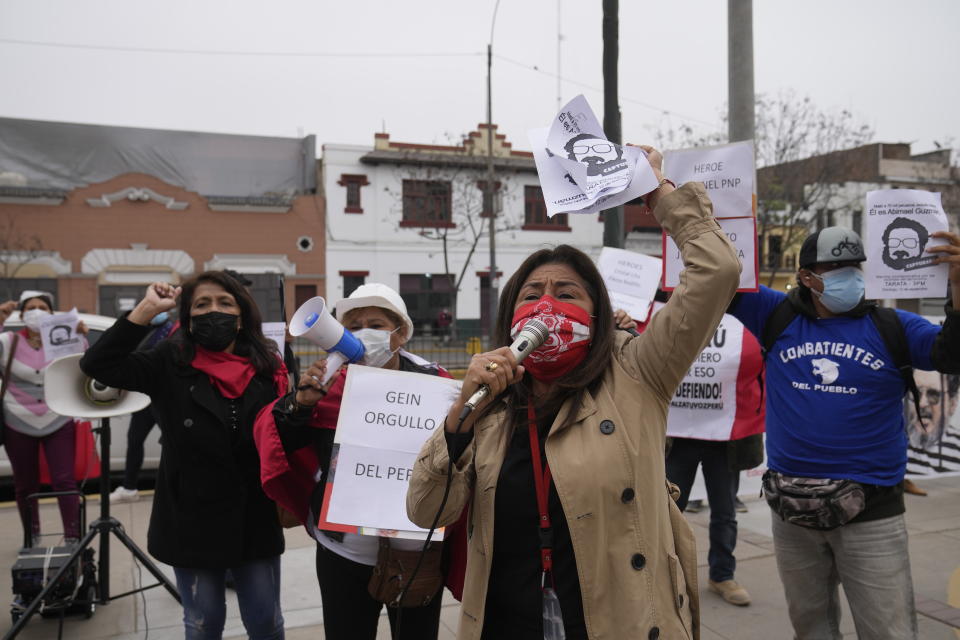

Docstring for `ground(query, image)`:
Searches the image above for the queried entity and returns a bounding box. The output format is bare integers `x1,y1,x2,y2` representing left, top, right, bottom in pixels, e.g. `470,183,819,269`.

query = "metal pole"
602,0,623,248
486,3,500,341
728,0,755,143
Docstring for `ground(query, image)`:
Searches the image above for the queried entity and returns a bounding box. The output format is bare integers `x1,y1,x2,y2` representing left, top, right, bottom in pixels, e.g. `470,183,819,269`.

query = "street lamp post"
485,0,501,341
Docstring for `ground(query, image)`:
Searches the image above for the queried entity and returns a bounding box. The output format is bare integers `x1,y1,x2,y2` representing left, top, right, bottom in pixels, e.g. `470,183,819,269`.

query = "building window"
852,209,863,235
523,186,569,231
294,284,317,311
476,180,502,218
339,271,369,298
337,174,369,214
766,235,783,269
401,180,453,228
398,273,454,329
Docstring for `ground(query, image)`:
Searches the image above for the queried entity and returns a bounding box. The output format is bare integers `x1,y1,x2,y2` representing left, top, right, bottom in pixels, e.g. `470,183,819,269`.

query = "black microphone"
459,318,549,419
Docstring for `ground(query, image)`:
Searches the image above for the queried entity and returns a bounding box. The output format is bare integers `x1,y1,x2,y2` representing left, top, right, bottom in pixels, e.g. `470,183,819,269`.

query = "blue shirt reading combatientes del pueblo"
731,286,940,486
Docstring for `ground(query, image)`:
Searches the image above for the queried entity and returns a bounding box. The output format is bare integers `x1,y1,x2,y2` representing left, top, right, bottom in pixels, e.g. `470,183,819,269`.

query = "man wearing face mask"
729,226,960,639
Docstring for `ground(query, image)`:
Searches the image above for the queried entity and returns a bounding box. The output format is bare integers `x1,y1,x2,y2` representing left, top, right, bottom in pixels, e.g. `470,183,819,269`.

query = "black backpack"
760,299,923,422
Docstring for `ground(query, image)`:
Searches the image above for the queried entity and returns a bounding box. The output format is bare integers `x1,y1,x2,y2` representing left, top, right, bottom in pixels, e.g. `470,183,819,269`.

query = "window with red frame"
337,174,369,213
402,180,453,227
523,185,569,230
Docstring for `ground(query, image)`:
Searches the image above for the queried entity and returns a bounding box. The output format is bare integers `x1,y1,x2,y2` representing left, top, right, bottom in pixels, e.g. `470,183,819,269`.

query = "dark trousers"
4,423,80,541
315,542,442,640
122,407,156,489
665,438,738,582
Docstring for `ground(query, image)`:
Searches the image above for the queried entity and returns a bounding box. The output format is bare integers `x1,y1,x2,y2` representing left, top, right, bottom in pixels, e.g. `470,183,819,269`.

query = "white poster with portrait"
662,216,759,292
663,140,756,219
40,308,84,361
864,189,950,299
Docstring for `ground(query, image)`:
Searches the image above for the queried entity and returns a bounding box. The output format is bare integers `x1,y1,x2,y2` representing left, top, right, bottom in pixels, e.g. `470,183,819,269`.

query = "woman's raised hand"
0,300,16,326
445,347,524,433
129,282,182,326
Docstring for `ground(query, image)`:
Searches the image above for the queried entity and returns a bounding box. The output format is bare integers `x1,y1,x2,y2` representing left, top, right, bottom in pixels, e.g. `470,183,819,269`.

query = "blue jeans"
173,556,284,640
771,513,917,640
665,438,739,582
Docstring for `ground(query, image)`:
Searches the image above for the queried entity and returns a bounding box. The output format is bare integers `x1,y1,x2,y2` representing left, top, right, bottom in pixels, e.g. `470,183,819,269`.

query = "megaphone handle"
322,352,347,385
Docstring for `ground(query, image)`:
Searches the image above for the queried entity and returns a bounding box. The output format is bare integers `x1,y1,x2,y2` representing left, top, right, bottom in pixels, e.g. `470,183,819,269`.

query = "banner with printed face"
662,216,759,292
597,247,662,322
528,95,658,217
905,316,960,478
318,365,461,538
663,140,755,219
864,189,950,299
40,308,83,362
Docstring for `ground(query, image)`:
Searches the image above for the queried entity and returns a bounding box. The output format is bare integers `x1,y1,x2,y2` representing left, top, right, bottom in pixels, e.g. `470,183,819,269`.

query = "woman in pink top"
0,291,88,544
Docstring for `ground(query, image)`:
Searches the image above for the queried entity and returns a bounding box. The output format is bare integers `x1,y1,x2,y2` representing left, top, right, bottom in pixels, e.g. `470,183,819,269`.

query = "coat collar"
550,388,597,436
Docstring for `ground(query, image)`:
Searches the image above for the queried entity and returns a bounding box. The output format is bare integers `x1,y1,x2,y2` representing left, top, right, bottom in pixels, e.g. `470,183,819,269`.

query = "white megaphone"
44,354,151,419
290,296,366,383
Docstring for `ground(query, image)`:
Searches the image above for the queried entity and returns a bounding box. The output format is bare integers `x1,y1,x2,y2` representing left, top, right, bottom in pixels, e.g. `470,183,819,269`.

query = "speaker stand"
4,417,181,639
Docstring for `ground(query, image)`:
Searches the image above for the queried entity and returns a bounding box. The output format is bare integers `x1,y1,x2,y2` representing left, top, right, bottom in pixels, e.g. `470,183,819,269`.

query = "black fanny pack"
762,470,866,531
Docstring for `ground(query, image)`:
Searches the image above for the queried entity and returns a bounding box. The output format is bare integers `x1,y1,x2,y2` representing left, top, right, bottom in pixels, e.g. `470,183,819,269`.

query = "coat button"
631,553,646,570
183,418,193,427
621,488,635,503
648,627,660,640
599,420,615,435
189,385,195,392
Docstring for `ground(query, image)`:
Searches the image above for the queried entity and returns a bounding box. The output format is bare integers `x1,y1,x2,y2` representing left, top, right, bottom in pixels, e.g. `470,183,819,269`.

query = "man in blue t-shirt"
730,225,960,640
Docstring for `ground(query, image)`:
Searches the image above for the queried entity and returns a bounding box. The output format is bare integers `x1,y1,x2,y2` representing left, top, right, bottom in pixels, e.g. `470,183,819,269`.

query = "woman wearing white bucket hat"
259,283,459,640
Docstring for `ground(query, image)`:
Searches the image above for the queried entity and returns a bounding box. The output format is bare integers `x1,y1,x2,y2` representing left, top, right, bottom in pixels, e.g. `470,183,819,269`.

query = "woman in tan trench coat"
407,146,740,640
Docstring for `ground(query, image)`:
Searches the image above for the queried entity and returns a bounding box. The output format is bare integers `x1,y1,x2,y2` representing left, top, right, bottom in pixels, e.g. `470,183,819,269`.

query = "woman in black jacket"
80,272,289,640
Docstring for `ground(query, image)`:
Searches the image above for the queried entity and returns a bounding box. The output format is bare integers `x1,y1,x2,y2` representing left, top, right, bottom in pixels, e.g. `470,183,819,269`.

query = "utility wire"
495,53,721,130
0,37,483,58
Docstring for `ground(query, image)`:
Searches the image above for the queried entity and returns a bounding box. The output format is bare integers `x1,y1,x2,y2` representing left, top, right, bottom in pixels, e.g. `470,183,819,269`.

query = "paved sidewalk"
0,475,958,639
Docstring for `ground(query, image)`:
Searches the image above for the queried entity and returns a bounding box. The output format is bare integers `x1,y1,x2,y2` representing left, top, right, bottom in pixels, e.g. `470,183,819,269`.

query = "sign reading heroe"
661,141,759,292
528,94,659,217
40,308,83,361
596,247,662,322
663,140,755,219
864,189,950,300
319,365,461,539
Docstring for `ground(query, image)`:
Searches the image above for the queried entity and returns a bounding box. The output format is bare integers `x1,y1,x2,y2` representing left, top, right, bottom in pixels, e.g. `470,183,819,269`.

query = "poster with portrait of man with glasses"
865,188,950,299
906,367,960,476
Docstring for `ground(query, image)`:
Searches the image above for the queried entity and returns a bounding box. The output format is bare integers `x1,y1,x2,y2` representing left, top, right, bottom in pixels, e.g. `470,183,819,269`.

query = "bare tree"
383,144,521,340
0,214,43,300
654,91,874,285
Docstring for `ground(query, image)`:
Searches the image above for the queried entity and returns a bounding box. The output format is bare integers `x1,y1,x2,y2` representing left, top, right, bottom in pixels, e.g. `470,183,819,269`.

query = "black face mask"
190,311,239,351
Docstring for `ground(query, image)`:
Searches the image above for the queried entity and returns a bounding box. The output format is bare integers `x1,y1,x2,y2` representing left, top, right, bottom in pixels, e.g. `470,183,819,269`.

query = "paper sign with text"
262,322,287,356
663,140,756,219
665,314,744,440
662,216,758,291
319,365,461,538
864,189,950,299
40,308,83,362
597,247,662,322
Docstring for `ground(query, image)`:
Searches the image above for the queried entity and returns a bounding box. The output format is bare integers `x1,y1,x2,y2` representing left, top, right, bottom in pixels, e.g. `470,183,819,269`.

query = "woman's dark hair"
487,245,614,424
174,270,280,378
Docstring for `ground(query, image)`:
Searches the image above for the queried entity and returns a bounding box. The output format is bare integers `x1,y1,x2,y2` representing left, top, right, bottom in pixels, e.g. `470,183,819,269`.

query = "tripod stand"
4,417,181,639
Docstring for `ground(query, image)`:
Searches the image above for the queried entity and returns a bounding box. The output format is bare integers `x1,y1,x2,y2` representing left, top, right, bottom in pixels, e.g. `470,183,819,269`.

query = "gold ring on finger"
485,362,499,372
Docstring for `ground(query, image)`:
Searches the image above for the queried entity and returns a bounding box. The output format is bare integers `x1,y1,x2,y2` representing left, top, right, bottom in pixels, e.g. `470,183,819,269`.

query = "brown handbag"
0,333,19,446
367,537,444,607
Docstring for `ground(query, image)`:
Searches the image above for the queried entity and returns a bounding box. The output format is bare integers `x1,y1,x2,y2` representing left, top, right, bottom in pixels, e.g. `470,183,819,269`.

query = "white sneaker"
109,486,140,504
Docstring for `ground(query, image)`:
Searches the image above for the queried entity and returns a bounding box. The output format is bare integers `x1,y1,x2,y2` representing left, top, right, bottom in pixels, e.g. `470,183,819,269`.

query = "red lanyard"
527,404,554,576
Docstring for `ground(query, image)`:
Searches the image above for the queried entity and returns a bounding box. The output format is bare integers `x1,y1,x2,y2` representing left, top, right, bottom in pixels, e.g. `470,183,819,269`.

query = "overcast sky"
1,1,957,159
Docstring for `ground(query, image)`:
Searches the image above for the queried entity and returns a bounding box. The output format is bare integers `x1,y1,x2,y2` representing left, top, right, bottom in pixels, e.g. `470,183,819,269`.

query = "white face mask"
354,327,400,368
22,308,51,332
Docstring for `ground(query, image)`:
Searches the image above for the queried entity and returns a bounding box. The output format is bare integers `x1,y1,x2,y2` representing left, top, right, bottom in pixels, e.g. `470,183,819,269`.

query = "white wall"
322,143,605,320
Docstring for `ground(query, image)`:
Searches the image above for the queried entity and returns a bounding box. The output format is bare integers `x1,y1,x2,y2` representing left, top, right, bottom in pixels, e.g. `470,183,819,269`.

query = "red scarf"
192,347,256,399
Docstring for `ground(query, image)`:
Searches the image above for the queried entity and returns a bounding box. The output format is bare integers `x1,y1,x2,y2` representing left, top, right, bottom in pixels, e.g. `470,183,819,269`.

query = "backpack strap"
869,307,922,426
761,298,798,359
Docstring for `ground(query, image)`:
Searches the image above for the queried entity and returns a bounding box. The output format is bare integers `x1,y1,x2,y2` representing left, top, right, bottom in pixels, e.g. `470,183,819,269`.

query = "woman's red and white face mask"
511,296,592,382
